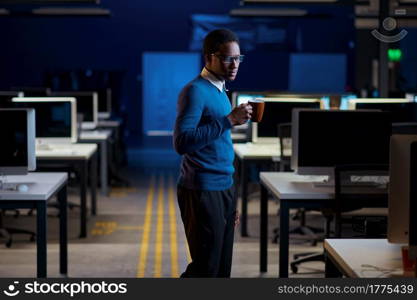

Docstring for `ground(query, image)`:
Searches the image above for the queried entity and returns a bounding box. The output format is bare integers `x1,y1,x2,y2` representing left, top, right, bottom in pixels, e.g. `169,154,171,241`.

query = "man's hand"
234,210,240,228
227,103,252,126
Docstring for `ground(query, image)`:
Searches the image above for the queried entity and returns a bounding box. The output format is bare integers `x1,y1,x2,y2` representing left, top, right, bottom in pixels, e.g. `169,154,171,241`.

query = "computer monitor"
231,91,331,107
347,98,411,110
0,91,24,107
98,88,112,119
291,109,392,176
252,98,322,144
231,92,265,107
275,93,332,109
0,108,36,175
50,91,98,129
405,93,415,102
388,134,417,244
12,97,77,144
12,87,51,97
329,94,357,110
354,102,417,123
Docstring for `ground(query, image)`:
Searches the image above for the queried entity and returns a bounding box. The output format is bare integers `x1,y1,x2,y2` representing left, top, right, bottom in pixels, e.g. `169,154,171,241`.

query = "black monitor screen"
258,101,321,137
98,89,111,113
13,102,71,138
297,110,392,167
356,102,417,123
12,88,49,97
0,110,28,167
50,92,94,122
75,95,94,122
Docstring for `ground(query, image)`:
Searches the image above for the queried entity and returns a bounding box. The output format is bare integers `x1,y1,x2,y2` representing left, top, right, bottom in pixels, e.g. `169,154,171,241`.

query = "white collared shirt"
200,67,226,93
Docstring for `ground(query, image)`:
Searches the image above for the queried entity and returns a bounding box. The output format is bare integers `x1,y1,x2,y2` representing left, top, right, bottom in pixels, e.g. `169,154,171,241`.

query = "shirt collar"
201,67,226,92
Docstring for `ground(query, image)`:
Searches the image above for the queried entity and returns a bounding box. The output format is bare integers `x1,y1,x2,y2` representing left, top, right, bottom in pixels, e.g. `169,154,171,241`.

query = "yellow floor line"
168,175,179,278
118,226,144,230
186,242,192,264
153,174,164,278
136,174,155,277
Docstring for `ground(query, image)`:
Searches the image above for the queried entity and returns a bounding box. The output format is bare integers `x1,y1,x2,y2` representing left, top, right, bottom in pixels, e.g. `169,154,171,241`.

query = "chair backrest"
392,122,417,135
277,123,292,171
333,164,389,237
76,113,84,142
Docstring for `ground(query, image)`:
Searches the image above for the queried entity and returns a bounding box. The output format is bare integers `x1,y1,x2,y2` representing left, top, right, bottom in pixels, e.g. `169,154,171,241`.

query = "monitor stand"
36,142,52,151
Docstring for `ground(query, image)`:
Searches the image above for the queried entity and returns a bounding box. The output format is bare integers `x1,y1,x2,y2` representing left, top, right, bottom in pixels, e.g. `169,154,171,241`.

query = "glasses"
212,54,244,64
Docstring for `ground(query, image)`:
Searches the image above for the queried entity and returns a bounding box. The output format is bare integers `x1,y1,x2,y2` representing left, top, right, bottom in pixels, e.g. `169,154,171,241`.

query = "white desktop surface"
260,172,329,199
80,129,112,140
254,137,280,144
98,120,120,127
36,143,97,159
259,172,387,200
81,123,96,130
231,132,247,141
98,112,111,120
0,172,67,201
233,142,283,159
324,239,406,278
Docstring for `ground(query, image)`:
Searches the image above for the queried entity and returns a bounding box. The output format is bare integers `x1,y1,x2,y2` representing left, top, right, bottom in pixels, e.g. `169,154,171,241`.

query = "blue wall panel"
0,1,354,146
142,52,200,135
289,53,347,94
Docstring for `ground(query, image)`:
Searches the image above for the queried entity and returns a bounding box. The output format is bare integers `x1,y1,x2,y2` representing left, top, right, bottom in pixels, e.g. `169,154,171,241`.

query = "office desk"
98,113,111,120
259,172,387,277
0,172,67,278
37,143,97,238
80,130,112,196
98,120,120,128
97,120,128,186
324,239,408,278
231,132,247,143
97,120,120,151
233,142,281,237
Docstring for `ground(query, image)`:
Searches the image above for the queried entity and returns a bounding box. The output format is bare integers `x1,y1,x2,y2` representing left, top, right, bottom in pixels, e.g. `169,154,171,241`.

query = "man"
173,29,252,277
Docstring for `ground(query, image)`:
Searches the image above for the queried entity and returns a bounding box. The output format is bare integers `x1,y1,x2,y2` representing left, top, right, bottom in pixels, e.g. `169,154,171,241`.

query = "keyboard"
36,148,77,155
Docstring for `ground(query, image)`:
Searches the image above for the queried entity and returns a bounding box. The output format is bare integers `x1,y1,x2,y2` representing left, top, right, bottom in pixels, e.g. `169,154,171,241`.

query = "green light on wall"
388,49,402,62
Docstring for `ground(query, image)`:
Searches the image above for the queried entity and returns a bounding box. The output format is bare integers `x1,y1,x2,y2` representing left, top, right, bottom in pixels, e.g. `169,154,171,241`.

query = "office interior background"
0,0,417,278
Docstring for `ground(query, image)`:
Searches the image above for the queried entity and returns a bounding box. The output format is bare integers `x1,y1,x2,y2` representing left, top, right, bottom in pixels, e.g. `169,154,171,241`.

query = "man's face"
207,41,241,81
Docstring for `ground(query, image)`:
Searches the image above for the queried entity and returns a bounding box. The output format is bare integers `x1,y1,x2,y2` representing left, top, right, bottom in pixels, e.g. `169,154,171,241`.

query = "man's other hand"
227,103,252,126
234,210,240,228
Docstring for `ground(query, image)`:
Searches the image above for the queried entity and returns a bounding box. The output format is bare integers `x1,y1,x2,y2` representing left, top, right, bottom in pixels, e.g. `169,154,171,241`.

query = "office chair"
332,164,388,238
290,164,388,274
30,114,85,215
272,123,324,246
278,123,292,172
0,210,36,248
391,122,417,135
107,132,130,187
27,166,79,217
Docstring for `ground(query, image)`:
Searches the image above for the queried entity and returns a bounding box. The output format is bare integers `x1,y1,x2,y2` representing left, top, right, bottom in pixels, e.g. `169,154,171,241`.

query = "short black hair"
203,29,239,57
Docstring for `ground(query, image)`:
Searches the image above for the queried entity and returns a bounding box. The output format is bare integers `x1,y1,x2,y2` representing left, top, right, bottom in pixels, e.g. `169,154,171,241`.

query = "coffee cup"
401,246,416,273
248,98,265,123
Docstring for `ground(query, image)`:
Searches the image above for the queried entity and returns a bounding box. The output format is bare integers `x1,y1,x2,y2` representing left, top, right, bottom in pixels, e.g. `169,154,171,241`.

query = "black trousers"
177,185,236,278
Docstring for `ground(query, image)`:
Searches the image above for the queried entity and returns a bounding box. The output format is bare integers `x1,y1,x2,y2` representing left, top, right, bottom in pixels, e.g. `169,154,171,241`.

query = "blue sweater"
173,76,234,191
